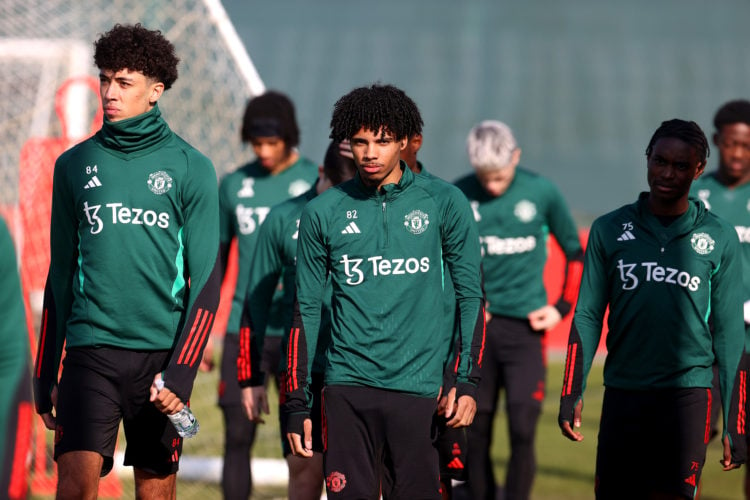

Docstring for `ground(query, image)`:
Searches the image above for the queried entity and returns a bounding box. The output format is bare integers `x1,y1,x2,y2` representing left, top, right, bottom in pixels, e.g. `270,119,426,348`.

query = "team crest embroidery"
690,232,715,255
238,178,255,198
288,179,311,197
514,200,536,223
404,209,429,234
147,171,173,195
326,471,347,493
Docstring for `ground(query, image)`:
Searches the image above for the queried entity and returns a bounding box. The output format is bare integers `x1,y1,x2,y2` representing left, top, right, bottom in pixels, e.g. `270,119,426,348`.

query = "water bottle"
155,379,200,438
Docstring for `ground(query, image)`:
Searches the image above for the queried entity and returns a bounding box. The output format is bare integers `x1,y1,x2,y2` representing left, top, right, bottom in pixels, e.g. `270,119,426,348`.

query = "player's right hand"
559,399,584,442
287,418,314,458
41,385,58,430
241,386,269,423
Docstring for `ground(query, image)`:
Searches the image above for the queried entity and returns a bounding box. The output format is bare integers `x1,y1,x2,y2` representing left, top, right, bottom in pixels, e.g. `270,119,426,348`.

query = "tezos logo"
339,254,430,285
404,209,429,234
147,171,173,195
690,232,715,255
83,201,170,234
514,200,536,223
617,259,700,292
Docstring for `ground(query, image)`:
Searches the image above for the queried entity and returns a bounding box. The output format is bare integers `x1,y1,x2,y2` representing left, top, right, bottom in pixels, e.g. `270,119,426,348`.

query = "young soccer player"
283,84,485,499
33,23,221,498
454,120,584,500
559,119,747,499
690,99,750,498
238,140,357,500
211,90,318,499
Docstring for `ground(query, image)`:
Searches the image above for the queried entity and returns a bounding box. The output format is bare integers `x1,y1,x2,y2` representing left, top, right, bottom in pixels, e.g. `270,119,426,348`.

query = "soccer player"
0,217,31,500
210,90,318,499
559,119,747,499
454,120,583,500
238,140,357,500
690,99,750,498
283,84,485,499
32,24,221,498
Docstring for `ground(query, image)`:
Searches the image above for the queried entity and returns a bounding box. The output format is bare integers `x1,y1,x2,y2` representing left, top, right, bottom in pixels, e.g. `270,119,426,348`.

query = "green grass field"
31,356,744,499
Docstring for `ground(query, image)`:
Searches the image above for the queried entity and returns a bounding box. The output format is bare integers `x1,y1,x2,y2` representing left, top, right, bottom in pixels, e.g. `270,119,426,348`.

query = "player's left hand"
241,386,269,423
720,434,743,471
150,374,185,415
528,304,562,331
445,394,476,428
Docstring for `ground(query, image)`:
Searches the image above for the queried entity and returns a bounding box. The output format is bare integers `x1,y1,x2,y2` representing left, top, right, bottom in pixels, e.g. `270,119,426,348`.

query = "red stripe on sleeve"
477,307,487,366
288,328,299,392
563,343,577,396
187,312,214,367
705,388,712,444
738,370,747,435
178,308,206,364
36,308,48,378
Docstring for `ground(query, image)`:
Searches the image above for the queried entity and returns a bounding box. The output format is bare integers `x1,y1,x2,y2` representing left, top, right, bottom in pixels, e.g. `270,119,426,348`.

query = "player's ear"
149,81,165,104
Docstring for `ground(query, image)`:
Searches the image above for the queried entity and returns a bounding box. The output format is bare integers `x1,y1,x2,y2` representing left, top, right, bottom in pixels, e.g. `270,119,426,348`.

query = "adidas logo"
84,176,102,189
341,222,361,234
446,457,464,469
617,230,635,241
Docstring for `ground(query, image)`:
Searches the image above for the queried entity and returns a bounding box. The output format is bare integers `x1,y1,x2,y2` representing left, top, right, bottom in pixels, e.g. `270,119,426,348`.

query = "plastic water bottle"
155,379,200,438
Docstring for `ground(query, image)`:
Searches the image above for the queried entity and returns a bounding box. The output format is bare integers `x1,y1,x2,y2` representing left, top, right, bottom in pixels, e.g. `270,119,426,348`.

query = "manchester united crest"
690,232,715,255
404,209,430,235
147,171,173,195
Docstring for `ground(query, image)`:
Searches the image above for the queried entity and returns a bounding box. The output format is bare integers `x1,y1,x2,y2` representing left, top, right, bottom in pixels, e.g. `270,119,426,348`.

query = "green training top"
33,104,221,409
0,216,30,471
559,194,745,451
237,186,332,386
218,157,317,337
283,164,486,426
691,173,750,305
454,168,583,319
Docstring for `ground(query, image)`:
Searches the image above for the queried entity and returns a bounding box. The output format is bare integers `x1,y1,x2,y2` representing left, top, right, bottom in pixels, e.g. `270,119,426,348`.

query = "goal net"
1,1,265,496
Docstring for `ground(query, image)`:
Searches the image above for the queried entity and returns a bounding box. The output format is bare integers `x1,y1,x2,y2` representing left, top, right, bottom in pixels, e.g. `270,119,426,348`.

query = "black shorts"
596,387,711,499
279,371,324,456
55,347,182,476
322,385,441,499
477,315,545,414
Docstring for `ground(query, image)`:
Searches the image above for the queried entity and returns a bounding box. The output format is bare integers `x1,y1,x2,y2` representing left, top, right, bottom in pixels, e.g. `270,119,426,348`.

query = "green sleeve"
33,156,77,413
162,152,222,401
0,217,29,382
441,187,484,396
245,209,286,355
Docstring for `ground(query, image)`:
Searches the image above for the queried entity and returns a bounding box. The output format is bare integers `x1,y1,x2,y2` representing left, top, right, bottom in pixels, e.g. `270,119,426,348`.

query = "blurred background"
223,0,750,223
3,1,749,498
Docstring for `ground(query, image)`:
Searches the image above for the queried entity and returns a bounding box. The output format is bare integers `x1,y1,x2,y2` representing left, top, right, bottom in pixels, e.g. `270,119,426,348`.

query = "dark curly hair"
713,99,750,131
93,23,179,90
329,84,423,143
645,118,710,164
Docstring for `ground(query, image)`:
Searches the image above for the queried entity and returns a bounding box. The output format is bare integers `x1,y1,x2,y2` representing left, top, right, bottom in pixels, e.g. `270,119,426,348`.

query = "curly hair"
713,99,750,131
329,84,423,143
94,23,179,90
645,119,710,164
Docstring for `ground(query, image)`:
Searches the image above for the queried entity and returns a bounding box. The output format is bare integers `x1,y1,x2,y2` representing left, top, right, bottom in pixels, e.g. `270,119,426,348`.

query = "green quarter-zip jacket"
283,164,485,425
454,168,584,319
560,194,746,457
691,173,750,306
33,105,221,411
219,157,317,338
237,187,332,386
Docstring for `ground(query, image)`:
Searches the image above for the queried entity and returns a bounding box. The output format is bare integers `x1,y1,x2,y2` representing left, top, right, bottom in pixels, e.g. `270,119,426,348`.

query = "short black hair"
713,99,750,131
329,84,423,143
240,90,300,147
323,141,357,186
94,23,179,90
645,119,710,164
